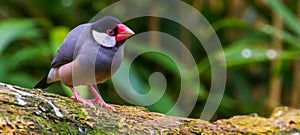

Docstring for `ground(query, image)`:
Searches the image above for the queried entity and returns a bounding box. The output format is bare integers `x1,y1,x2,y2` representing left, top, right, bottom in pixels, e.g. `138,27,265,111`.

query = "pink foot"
69,86,95,108
76,97,95,108
88,85,116,111
90,98,116,111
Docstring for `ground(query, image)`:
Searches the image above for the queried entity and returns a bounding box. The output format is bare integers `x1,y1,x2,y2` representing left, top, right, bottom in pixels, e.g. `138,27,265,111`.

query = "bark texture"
0,82,299,134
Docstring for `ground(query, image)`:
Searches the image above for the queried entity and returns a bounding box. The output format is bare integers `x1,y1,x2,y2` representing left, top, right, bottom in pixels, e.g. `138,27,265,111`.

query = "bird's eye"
106,29,114,36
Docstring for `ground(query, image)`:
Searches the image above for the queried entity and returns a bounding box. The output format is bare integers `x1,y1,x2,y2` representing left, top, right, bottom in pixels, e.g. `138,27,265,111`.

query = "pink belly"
58,60,111,86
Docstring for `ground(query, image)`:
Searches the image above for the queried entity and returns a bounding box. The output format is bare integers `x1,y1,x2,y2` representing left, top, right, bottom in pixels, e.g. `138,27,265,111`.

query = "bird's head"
91,16,135,48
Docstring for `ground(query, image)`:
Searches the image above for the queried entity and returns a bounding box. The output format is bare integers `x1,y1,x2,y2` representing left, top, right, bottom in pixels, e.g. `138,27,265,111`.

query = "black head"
91,16,134,48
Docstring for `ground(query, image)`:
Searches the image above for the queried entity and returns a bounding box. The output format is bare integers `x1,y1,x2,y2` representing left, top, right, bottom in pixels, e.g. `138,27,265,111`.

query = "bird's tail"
34,75,53,89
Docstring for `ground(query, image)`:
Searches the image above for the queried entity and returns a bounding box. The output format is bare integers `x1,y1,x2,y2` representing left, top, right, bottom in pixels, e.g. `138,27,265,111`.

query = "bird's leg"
69,86,95,108
88,85,116,111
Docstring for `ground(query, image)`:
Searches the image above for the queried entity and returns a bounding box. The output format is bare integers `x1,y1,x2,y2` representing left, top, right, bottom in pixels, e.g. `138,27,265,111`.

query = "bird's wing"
51,24,88,68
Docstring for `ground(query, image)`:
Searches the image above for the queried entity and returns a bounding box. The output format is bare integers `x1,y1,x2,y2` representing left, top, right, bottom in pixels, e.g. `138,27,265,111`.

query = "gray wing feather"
51,24,88,68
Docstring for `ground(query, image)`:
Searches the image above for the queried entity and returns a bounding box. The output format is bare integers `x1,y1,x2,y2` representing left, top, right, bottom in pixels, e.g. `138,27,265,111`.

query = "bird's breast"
58,47,124,86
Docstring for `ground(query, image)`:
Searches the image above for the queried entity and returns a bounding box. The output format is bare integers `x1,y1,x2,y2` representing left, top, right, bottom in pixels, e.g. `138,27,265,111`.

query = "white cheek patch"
92,30,116,47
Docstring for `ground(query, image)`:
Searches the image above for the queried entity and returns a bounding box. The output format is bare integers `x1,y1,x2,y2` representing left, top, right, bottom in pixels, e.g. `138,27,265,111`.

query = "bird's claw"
90,98,116,112
73,96,95,109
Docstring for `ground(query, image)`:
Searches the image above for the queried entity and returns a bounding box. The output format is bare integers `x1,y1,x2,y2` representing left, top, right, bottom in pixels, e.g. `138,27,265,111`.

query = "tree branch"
0,82,299,134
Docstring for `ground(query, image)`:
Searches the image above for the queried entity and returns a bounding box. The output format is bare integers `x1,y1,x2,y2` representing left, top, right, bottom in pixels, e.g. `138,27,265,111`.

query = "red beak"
116,24,135,42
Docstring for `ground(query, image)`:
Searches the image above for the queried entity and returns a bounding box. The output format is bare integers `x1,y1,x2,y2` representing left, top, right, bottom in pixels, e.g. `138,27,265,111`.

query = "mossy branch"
0,82,299,134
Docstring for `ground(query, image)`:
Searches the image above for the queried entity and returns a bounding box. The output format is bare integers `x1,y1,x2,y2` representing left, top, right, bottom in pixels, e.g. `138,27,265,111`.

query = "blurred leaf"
0,19,38,54
0,58,8,82
199,37,299,70
267,0,300,37
61,84,74,97
220,95,235,110
197,82,208,100
197,58,210,74
126,41,180,74
212,18,249,31
114,59,183,115
224,42,299,67
259,24,300,48
127,41,208,103
231,71,252,105
9,72,37,88
9,44,51,68
50,26,70,55
144,52,179,74
75,86,90,98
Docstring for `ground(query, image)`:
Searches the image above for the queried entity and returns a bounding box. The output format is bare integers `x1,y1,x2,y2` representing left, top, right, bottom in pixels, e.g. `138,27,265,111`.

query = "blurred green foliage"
0,0,300,120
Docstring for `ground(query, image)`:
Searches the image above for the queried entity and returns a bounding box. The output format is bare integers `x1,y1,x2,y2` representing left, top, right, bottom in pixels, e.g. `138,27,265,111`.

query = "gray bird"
34,16,135,111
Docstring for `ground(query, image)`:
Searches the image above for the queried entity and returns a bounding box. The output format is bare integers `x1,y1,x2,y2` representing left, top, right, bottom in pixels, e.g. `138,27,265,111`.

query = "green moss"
77,108,89,120
2,84,300,134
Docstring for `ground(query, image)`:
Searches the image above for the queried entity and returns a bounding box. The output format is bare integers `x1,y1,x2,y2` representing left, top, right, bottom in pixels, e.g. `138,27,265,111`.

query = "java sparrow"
34,16,135,111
